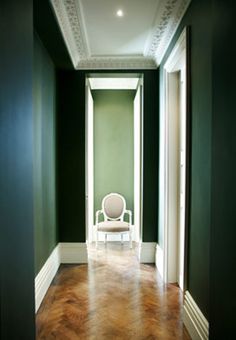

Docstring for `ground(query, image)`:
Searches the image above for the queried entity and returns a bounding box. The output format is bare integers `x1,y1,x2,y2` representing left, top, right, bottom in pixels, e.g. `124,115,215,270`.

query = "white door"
163,28,187,290
177,66,186,290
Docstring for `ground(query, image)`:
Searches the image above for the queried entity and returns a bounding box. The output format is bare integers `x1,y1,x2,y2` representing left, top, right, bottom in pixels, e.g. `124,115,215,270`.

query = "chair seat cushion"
97,221,130,232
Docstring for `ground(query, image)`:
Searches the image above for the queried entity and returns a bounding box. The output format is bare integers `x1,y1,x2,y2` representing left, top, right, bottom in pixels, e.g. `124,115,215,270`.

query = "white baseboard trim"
183,291,209,340
35,242,88,312
155,243,164,279
59,242,88,264
35,245,60,313
139,242,157,263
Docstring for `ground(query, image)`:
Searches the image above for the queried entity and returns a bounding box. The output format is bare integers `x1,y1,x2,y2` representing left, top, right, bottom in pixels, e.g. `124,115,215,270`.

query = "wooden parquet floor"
36,243,191,340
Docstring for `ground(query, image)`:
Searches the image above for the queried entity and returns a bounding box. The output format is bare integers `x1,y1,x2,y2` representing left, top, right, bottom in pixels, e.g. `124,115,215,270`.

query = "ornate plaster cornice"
77,57,156,70
51,0,88,67
145,0,191,64
50,0,191,70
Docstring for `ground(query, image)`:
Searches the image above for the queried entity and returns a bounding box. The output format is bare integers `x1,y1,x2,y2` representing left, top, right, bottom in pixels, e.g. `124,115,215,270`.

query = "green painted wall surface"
93,90,134,217
33,34,57,275
34,0,72,69
210,0,236,337
142,71,159,242
0,0,35,337
57,71,86,242
57,70,158,243
159,0,211,318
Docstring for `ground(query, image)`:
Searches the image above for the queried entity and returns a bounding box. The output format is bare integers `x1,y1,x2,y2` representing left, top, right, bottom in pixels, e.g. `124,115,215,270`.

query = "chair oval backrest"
102,193,126,220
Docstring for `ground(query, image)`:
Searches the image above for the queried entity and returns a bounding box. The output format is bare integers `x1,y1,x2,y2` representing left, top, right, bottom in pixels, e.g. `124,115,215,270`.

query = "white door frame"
134,78,144,244
85,75,143,244
85,79,94,244
163,28,188,289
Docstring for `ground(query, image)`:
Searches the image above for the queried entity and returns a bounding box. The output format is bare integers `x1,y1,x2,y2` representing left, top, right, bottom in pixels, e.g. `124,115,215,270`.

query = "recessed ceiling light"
116,9,124,17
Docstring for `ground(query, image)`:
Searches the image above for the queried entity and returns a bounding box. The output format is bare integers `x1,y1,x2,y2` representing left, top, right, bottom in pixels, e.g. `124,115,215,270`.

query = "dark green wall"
0,0,35,338
57,70,158,242
210,0,236,338
142,71,159,241
33,34,57,275
159,0,212,318
34,0,72,69
93,90,135,217
57,71,86,242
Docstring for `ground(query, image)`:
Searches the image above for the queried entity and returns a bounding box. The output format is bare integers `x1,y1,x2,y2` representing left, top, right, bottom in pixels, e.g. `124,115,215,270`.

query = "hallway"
2,0,236,338
36,243,190,339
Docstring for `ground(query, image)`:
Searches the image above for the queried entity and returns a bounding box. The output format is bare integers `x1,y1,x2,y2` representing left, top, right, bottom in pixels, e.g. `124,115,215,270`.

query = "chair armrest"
124,210,132,225
96,210,103,225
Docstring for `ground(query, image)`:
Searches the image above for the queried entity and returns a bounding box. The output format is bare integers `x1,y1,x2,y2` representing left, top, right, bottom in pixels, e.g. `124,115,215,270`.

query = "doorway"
162,28,189,290
85,74,143,246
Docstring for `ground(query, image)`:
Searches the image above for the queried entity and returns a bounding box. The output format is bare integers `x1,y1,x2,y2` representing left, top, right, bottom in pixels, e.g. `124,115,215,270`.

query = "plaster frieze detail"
146,0,179,57
51,0,87,67
154,0,191,64
62,0,87,59
76,57,157,70
51,0,191,69
146,0,191,64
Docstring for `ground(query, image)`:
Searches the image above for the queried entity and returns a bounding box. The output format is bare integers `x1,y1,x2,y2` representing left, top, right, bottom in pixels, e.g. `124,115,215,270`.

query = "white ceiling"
79,0,160,57
51,0,191,69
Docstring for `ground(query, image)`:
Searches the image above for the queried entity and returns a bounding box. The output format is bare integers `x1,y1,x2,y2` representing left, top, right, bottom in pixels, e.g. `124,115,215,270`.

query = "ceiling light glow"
116,9,123,17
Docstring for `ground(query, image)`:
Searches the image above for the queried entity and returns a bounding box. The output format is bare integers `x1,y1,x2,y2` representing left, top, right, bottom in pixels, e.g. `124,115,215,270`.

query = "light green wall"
93,90,135,219
33,34,57,275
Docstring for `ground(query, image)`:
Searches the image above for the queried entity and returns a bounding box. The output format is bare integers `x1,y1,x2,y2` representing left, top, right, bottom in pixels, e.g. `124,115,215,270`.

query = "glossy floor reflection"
36,242,190,339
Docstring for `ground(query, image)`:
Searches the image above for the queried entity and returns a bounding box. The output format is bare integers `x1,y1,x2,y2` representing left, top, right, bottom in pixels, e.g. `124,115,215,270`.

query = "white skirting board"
139,242,157,263
155,243,164,279
35,242,88,312
59,242,88,264
183,291,209,340
35,245,60,312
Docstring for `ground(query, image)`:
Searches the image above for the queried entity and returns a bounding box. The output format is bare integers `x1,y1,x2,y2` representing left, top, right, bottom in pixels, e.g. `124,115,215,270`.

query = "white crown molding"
77,0,91,57
145,0,191,64
77,57,156,70
51,0,88,68
183,291,209,340
153,0,191,65
50,0,191,69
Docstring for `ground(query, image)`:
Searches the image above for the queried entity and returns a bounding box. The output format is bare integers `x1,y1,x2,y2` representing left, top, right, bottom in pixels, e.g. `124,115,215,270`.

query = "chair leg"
104,233,107,244
121,233,123,245
96,231,98,248
129,231,132,249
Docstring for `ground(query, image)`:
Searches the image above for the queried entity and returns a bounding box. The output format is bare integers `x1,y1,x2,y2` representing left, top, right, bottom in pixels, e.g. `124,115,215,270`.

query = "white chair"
95,193,132,248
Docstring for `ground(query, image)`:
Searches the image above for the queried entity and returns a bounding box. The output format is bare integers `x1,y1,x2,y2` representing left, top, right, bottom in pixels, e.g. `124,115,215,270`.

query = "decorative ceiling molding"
146,0,191,64
77,57,156,70
50,0,191,70
51,0,88,68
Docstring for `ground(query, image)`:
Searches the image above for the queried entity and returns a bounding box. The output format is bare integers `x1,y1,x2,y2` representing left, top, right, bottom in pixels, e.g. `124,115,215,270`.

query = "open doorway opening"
85,74,143,247
162,28,189,291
